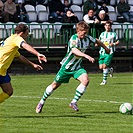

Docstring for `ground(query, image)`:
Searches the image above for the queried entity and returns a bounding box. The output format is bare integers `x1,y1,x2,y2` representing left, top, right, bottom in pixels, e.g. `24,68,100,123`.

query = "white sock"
40,85,53,104
71,83,86,103
103,68,108,82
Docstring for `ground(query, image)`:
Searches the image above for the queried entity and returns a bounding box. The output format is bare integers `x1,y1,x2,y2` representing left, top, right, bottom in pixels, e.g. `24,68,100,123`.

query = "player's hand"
37,53,47,63
88,57,95,63
109,43,114,47
33,64,43,71
60,12,64,15
85,55,95,63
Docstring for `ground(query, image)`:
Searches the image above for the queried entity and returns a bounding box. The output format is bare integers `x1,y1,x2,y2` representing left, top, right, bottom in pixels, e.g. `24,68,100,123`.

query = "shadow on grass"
114,83,133,85
0,111,121,119
86,111,119,114
0,115,91,119
103,111,119,114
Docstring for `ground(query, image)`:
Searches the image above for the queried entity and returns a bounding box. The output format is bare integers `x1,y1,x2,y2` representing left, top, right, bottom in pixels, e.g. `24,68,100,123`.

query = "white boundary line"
11,95,132,104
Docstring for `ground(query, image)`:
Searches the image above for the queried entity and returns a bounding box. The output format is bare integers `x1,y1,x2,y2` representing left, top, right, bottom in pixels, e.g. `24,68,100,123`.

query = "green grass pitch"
0,73,132,133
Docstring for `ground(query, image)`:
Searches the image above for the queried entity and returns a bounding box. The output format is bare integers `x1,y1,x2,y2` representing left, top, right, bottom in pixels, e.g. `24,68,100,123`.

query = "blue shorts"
0,73,11,84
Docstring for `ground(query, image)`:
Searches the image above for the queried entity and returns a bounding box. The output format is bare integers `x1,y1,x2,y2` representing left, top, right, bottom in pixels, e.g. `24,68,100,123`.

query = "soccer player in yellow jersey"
0,24,47,103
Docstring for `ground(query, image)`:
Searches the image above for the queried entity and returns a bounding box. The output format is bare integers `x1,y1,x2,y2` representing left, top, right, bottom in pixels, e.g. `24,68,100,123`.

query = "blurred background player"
97,21,119,85
0,24,47,103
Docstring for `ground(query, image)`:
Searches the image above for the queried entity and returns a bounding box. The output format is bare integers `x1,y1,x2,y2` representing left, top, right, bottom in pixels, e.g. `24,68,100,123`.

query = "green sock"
40,85,53,104
72,83,86,103
103,68,108,82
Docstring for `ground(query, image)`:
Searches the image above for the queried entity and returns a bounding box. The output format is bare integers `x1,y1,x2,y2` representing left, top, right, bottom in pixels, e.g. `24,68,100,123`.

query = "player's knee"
83,78,89,86
51,82,61,90
99,66,103,69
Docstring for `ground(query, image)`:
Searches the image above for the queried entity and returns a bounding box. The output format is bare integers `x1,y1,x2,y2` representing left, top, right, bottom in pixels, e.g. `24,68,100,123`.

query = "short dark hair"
88,9,94,12
105,21,112,26
64,0,69,2
15,24,28,34
66,9,73,13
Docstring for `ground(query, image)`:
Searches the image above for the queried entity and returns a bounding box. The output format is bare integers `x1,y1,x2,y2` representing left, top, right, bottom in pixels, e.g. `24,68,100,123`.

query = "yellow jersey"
0,34,25,76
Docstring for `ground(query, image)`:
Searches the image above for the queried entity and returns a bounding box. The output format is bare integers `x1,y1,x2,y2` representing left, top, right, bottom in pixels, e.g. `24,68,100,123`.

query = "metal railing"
0,23,132,50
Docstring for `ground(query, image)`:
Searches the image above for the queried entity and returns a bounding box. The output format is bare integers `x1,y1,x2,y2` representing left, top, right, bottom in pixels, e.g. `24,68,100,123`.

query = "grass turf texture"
0,73,132,133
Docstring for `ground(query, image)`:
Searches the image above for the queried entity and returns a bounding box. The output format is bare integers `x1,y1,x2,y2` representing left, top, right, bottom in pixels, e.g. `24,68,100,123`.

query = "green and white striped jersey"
60,34,96,71
99,31,119,55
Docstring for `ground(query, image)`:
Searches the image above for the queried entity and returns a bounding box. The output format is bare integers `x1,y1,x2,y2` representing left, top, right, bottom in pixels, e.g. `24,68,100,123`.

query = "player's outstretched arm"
21,43,47,63
72,48,95,63
95,39,110,54
18,55,43,71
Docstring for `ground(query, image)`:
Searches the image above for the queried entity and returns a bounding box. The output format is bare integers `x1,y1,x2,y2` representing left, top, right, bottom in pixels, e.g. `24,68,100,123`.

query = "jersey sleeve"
99,32,104,40
115,33,119,42
87,35,96,43
14,51,20,57
69,35,79,48
99,34,101,40
13,35,25,48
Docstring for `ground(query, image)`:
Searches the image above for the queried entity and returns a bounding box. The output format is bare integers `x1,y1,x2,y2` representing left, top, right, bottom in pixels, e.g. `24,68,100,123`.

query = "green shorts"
54,67,87,83
99,54,113,66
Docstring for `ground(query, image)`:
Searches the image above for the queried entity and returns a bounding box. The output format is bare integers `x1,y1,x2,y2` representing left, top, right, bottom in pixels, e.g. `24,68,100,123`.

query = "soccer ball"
119,103,133,114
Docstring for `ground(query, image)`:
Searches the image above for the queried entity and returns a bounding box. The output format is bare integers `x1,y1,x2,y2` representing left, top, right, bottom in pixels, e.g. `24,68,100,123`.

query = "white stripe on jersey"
99,31,119,54
65,56,77,69
60,34,96,70
60,51,72,65
71,58,82,71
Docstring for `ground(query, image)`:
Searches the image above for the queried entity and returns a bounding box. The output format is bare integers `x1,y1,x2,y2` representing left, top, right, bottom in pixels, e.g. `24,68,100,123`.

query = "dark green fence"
0,23,132,50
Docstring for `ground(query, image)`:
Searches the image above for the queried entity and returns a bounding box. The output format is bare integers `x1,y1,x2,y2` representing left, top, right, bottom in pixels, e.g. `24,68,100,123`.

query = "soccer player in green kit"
98,21,119,85
36,21,110,113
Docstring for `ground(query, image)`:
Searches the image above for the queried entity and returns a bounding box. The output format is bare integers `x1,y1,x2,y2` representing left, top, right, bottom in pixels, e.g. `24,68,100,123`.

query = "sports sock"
103,68,108,82
0,92,10,103
40,85,53,104
108,68,110,73
71,83,86,103
108,68,112,74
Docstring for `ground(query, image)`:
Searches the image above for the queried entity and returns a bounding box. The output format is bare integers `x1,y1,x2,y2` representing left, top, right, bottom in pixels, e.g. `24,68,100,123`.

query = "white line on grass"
11,95,128,104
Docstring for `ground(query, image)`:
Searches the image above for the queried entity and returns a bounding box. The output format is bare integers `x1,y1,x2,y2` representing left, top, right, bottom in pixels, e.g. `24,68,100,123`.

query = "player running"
97,21,119,85
0,24,47,104
36,21,110,113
